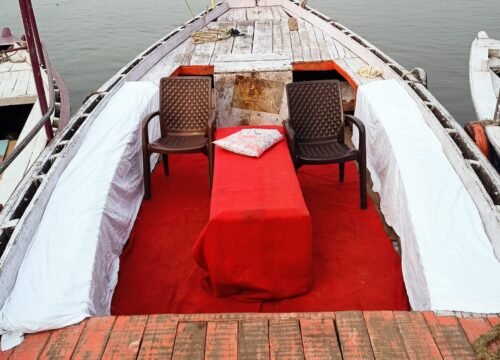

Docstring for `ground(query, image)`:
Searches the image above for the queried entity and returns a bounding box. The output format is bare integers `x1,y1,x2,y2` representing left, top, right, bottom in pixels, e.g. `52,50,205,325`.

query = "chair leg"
359,157,367,210
208,145,214,191
162,154,169,176
339,162,345,183
143,150,152,200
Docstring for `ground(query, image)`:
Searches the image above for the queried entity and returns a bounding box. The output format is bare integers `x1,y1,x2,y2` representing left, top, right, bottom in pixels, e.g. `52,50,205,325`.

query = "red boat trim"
292,61,359,91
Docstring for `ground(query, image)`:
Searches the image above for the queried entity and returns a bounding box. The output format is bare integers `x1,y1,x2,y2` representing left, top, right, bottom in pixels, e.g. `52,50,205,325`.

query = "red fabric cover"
111,154,409,315
192,126,312,300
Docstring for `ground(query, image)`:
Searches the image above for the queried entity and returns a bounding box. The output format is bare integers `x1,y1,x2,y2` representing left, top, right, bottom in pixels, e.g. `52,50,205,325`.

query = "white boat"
470,31,500,122
0,26,70,208
467,31,500,170
0,0,499,351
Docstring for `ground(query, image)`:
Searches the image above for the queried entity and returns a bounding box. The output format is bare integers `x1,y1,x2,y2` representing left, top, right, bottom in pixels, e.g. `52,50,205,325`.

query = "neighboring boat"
0,18,70,208
0,0,499,352
467,31,500,171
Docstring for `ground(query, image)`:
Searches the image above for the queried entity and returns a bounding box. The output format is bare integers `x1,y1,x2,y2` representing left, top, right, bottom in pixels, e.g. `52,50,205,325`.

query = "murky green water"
1,0,499,124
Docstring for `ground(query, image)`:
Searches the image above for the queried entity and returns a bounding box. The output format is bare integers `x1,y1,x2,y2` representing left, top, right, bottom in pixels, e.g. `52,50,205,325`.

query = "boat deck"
4,311,499,359
0,48,37,107
140,6,383,87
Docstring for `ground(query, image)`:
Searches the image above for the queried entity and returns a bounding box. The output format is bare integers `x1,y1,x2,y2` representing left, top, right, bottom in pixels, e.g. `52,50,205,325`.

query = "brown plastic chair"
142,76,216,200
284,80,367,209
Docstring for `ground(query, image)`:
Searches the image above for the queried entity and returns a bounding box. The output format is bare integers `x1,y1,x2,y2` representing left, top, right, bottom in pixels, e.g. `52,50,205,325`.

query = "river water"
1,0,499,124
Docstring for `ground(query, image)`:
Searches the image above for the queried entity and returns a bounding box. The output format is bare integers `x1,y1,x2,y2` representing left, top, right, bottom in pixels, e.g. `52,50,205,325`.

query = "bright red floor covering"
111,154,408,315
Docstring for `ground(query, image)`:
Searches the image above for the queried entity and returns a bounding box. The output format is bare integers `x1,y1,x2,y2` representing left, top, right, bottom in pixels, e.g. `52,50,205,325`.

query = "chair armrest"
283,120,296,162
208,109,217,144
344,114,366,153
142,111,160,148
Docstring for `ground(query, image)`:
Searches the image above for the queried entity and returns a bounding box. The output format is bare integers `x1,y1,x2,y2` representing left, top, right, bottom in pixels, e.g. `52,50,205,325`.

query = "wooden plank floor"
4,312,499,359
0,47,37,106
141,6,383,86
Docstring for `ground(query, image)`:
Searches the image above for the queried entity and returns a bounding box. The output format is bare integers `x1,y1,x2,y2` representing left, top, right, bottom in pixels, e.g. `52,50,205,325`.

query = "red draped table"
192,126,312,301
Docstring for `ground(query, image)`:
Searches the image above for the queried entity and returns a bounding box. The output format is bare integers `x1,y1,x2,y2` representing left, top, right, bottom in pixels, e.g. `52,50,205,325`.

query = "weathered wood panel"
364,311,408,359
7,312,500,359
71,317,116,360
190,24,218,65
269,318,305,360
423,312,476,359
394,312,442,359
238,320,270,360
253,21,273,54
335,311,375,360
39,322,86,360
171,322,207,360
297,19,313,61
9,331,51,359
138,315,178,359
205,321,238,360
300,318,342,360
458,317,492,344
213,22,237,55
233,21,255,54
101,315,147,360
214,71,291,128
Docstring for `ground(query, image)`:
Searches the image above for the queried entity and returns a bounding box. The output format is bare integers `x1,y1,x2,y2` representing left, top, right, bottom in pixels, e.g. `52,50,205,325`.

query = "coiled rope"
191,28,242,44
0,48,27,64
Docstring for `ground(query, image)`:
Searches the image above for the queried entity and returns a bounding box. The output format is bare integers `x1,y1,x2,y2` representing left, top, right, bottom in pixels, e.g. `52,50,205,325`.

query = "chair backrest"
159,76,212,135
286,80,344,141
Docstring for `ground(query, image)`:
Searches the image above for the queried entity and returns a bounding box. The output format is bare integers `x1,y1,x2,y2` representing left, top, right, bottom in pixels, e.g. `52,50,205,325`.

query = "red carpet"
111,154,408,315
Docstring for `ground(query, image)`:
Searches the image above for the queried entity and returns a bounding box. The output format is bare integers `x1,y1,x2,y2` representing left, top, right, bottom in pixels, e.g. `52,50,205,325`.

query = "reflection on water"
1,0,499,124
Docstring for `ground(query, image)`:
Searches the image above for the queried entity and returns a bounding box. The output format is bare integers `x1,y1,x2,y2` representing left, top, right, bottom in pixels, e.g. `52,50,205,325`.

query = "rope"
182,0,195,18
191,28,241,44
473,324,500,360
357,65,383,78
0,49,27,64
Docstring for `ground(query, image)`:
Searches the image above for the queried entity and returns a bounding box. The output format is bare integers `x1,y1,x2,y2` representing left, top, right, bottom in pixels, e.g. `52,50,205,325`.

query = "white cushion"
213,129,283,158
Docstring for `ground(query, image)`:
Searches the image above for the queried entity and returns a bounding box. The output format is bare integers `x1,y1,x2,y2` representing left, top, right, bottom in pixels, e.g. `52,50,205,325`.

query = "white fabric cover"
0,81,159,350
353,79,500,313
213,129,284,157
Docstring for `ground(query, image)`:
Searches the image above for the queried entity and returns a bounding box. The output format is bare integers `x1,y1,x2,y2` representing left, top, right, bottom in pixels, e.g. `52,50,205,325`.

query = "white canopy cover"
354,79,500,313
0,81,159,350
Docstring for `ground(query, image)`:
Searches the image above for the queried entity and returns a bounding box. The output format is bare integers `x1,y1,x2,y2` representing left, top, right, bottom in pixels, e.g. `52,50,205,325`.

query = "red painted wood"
101,315,147,360
393,312,442,359
39,321,86,360
171,322,207,359
488,317,500,326
72,317,116,360
238,320,270,360
335,311,375,360
364,311,408,359
269,318,305,359
423,312,475,359
0,348,13,360
458,317,492,344
9,331,51,359
170,65,215,77
137,315,177,359
205,321,238,359
300,318,342,360
292,61,359,90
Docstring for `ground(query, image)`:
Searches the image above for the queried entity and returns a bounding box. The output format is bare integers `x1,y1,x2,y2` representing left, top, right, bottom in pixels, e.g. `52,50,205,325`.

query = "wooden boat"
467,31,500,171
0,0,499,355
0,24,70,208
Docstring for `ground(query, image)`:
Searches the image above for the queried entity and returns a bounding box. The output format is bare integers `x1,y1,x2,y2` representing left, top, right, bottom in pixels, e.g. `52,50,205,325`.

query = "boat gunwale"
0,0,499,316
